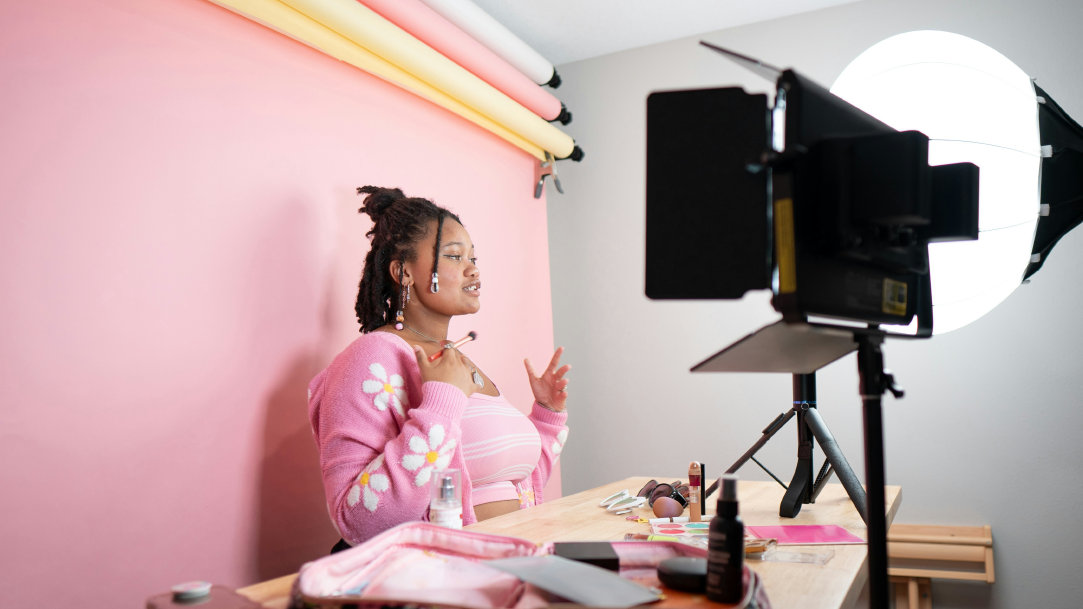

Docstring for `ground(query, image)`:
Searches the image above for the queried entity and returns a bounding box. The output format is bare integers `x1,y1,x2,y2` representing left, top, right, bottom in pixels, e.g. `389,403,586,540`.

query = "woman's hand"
413,344,476,397
524,347,570,412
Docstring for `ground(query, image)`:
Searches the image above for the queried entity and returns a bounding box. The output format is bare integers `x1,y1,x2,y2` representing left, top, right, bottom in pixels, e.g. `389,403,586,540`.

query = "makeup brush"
428,331,478,362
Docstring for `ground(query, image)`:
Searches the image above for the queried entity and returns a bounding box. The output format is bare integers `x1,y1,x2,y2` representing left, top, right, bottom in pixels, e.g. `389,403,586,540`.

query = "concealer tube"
688,461,702,522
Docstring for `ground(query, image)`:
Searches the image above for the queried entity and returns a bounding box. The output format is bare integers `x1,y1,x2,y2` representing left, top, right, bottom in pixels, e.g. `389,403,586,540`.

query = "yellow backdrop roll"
206,0,547,161
278,0,576,159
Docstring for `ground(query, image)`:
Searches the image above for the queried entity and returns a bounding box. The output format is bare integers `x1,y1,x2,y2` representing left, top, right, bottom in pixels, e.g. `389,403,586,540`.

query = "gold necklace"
402,323,446,343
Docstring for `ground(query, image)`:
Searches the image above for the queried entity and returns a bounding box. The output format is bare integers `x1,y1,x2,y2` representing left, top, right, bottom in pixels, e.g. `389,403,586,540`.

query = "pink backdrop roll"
357,0,565,122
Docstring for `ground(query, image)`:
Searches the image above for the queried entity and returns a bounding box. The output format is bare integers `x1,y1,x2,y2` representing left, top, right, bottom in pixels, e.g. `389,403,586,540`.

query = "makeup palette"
650,522,711,537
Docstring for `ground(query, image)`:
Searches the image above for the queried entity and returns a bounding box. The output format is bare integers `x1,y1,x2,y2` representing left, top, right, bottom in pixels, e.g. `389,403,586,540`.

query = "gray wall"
548,0,1083,607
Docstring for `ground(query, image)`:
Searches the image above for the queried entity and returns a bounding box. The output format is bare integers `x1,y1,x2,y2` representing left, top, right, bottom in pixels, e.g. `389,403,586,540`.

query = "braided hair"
355,185,462,332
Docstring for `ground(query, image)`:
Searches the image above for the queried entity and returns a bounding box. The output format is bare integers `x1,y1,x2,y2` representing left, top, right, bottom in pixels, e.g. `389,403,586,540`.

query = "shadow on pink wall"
256,354,339,580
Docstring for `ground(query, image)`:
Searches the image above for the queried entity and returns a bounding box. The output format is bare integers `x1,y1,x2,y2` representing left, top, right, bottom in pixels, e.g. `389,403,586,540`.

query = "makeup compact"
637,479,689,508
657,556,707,593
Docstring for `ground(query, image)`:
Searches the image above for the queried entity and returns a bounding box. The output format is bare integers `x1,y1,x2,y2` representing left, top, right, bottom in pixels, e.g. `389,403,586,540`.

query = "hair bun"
357,185,406,222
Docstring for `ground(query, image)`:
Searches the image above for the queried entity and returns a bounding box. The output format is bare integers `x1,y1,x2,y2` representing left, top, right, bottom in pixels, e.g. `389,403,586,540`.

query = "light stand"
693,321,905,609
855,330,905,609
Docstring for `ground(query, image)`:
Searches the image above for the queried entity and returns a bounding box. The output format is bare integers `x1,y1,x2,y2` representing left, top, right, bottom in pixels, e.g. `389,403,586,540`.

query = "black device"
645,44,978,334
551,541,620,572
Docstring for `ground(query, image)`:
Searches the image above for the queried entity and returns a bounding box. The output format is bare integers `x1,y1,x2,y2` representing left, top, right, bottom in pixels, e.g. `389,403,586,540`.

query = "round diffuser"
831,31,1041,334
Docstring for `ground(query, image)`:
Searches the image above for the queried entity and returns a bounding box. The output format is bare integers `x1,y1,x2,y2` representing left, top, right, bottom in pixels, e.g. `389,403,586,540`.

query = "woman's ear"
389,259,413,287
389,259,403,286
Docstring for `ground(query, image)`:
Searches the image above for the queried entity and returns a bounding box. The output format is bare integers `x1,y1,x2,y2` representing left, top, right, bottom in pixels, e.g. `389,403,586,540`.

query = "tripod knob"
883,371,904,399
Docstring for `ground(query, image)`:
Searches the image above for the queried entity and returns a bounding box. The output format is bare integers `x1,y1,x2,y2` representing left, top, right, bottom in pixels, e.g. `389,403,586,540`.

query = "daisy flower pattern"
551,428,569,455
401,424,456,487
361,362,407,417
346,454,390,512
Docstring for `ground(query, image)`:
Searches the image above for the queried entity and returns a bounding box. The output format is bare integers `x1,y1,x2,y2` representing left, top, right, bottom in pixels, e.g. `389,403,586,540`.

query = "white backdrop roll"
419,0,559,87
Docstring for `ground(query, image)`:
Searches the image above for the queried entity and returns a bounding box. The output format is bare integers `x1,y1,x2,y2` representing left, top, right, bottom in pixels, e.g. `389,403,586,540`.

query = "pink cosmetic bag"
290,522,770,609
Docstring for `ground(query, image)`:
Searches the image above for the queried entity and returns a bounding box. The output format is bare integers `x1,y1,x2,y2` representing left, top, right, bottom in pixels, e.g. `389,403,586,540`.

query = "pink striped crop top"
461,392,542,507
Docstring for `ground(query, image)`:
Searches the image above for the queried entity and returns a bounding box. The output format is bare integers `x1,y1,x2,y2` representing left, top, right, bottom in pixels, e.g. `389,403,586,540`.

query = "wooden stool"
887,524,995,609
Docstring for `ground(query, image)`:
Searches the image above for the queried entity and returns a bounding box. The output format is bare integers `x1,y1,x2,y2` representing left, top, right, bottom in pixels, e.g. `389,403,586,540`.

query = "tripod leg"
812,459,834,499
779,448,812,517
803,407,869,524
725,409,795,474
704,409,796,500
780,374,815,518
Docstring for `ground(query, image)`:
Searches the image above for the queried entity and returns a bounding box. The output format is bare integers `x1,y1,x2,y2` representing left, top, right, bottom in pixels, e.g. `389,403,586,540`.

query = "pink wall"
0,0,557,605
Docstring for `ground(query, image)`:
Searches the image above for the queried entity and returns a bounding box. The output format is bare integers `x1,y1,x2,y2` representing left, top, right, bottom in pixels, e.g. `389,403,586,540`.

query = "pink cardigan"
308,332,569,546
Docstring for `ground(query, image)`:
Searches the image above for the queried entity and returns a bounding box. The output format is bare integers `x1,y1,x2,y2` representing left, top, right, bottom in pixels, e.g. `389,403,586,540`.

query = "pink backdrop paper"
0,0,559,606
357,0,565,120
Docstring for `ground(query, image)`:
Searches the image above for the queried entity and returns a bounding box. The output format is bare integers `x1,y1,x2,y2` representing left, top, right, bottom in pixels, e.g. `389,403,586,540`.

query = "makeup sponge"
652,496,684,518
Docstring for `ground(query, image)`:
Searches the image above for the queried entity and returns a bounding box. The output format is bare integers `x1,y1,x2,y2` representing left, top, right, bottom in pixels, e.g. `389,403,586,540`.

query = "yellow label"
774,198,796,294
882,279,908,316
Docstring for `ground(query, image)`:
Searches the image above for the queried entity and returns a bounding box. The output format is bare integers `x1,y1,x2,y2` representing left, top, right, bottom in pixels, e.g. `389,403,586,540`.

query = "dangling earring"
394,261,409,330
394,283,409,330
430,272,440,293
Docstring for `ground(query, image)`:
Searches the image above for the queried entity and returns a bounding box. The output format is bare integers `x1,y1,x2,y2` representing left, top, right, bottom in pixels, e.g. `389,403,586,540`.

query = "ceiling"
469,0,862,66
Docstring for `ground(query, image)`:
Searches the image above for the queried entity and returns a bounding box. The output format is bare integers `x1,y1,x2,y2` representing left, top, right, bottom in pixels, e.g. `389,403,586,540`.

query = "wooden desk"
238,477,900,609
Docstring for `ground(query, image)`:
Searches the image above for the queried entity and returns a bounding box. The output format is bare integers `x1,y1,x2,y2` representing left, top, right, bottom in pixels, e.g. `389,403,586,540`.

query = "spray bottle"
429,468,463,529
705,474,743,603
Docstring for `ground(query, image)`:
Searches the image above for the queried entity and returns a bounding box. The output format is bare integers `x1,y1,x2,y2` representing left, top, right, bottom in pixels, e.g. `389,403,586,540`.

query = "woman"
308,185,570,550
